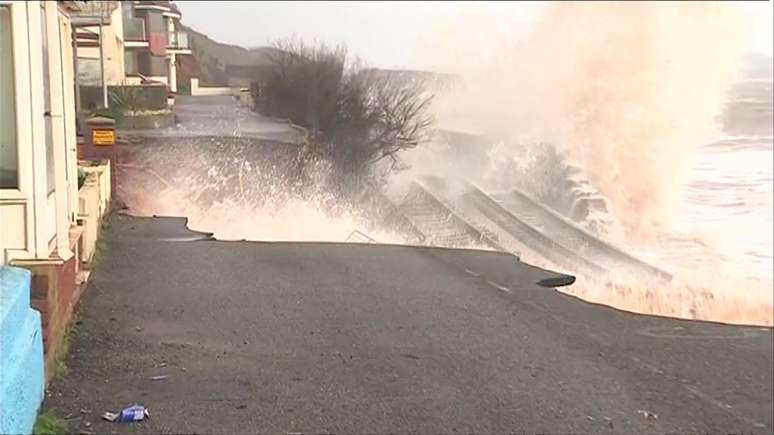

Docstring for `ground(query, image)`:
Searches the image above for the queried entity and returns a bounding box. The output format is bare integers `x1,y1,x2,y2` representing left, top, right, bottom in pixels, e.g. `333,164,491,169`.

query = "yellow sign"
92,129,115,146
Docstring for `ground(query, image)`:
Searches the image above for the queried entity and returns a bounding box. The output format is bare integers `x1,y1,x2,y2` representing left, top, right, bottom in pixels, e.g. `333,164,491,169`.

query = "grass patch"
33,410,67,435
55,332,71,378
77,168,87,190
54,312,80,378
90,238,107,270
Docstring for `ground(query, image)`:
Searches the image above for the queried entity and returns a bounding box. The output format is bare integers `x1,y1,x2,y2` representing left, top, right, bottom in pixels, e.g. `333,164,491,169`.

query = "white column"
99,22,108,108
59,14,78,224
44,1,72,260
26,1,51,259
169,52,176,93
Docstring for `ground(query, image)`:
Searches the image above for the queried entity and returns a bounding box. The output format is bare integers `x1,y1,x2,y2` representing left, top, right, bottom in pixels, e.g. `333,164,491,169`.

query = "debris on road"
637,409,658,420
102,405,150,423
150,375,169,381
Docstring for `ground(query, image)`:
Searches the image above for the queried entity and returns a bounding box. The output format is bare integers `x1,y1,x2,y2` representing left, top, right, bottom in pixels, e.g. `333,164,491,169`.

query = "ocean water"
633,73,773,290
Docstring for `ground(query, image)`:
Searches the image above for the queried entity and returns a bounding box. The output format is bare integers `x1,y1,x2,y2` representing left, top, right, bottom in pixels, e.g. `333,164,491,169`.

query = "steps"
491,188,672,284
395,175,670,285
398,181,500,250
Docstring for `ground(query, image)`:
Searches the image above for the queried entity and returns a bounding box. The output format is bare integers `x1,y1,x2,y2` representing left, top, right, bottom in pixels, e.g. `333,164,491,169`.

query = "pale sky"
177,1,774,70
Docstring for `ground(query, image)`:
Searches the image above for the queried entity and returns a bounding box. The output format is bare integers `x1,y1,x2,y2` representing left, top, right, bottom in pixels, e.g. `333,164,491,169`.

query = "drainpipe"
99,22,108,108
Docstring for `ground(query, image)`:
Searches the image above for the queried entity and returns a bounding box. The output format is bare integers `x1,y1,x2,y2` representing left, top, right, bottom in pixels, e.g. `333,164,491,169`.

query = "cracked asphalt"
42,214,773,433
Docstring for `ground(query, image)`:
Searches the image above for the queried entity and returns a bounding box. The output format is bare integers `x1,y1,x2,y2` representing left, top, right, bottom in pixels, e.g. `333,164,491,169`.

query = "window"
126,48,167,77
125,49,139,75
0,6,18,189
122,2,146,41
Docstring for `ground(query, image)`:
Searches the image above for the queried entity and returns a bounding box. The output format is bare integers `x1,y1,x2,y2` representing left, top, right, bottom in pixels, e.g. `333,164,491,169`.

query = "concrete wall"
190,78,236,96
0,266,44,435
78,161,111,264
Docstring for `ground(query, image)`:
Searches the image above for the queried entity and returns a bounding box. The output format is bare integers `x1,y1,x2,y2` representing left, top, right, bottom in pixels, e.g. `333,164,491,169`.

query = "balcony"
167,30,189,50
123,17,146,41
69,1,118,23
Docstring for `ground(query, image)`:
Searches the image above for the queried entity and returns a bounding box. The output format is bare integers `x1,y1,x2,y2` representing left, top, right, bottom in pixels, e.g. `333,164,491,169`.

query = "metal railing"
70,0,118,22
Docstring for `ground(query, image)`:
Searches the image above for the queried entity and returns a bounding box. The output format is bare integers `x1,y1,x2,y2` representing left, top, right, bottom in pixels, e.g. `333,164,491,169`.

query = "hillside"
176,24,464,94
177,24,278,88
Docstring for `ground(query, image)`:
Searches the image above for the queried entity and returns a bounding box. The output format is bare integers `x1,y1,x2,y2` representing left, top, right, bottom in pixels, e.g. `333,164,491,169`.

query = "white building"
123,0,191,92
72,0,191,97
0,0,81,265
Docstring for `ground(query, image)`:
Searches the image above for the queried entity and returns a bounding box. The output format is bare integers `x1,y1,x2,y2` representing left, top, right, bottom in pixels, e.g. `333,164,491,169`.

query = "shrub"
254,38,434,193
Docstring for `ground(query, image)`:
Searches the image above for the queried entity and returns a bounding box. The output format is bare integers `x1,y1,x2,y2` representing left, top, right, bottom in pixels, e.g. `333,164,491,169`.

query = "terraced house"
0,0,118,433
122,0,190,92
72,0,190,110
1,2,87,434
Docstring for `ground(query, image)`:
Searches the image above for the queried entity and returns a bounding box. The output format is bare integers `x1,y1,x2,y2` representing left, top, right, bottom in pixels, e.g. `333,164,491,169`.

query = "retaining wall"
77,161,111,264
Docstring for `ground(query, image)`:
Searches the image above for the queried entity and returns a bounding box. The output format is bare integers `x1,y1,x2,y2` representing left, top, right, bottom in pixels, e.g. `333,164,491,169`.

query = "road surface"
119,95,306,144
43,215,773,433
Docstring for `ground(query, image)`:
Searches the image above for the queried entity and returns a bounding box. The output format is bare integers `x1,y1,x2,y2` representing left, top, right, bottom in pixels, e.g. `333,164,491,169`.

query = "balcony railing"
167,30,189,49
124,17,146,41
70,1,118,22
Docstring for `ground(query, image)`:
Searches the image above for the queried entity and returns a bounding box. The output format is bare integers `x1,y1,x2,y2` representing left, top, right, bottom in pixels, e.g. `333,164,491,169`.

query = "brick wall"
22,240,82,383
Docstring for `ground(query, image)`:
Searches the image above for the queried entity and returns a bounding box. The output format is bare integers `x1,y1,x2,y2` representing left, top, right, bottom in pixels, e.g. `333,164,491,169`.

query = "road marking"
630,356,767,429
158,235,213,242
635,326,760,339
684,385,766,429
464,268,481,277
486,280,511,293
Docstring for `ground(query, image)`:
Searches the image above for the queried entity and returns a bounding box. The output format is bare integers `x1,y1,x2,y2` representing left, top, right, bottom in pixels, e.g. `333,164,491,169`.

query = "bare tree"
253,38,434,193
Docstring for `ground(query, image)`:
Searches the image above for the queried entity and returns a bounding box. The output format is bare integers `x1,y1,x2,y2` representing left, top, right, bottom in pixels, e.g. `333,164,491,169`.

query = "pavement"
43,214,773,433
119,95,306,144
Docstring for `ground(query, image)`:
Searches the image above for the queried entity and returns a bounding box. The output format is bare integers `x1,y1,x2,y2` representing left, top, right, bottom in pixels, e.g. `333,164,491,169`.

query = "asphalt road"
119,95,306,144
42,214,773,433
